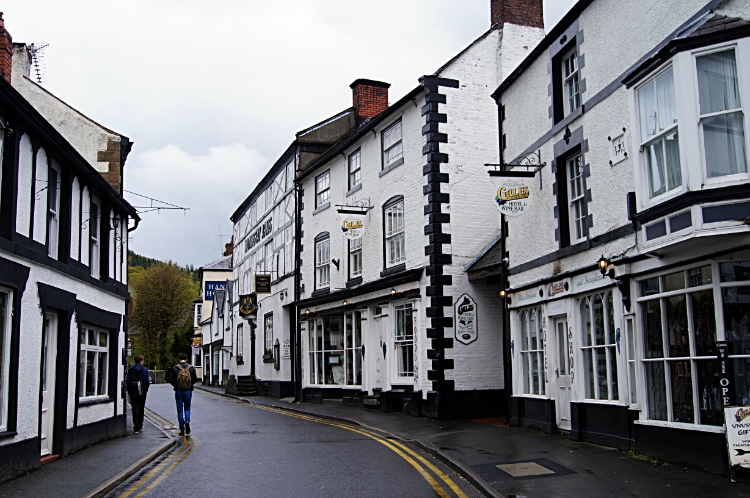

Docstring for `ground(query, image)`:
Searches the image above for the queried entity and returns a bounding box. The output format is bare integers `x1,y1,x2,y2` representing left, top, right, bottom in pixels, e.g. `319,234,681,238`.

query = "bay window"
580,292,619,401
519,307,545,395
78,326,109,399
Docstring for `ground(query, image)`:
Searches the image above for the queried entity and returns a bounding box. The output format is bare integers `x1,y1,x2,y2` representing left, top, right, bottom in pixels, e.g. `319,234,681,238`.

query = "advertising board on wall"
205,281,226,300
455,294,477,345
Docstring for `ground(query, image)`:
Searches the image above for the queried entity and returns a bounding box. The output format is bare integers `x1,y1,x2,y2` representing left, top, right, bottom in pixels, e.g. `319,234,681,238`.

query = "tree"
130,263,198,369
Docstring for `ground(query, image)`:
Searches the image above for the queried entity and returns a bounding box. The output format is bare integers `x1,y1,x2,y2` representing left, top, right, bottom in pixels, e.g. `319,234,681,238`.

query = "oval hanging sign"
338,209,367,240
490,176,533,217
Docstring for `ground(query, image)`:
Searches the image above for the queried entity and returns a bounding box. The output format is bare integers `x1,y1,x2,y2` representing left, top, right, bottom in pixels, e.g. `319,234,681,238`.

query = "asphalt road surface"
106,385,482,498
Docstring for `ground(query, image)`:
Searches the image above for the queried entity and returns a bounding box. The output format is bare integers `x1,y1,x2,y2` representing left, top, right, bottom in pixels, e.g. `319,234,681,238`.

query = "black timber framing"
419,75,458,393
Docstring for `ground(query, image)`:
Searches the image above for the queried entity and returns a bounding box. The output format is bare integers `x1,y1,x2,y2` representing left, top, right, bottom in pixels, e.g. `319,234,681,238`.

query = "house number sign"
454,294,477,345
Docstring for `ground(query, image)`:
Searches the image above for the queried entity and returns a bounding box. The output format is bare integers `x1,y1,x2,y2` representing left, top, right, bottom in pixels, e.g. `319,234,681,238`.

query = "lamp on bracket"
598,255,615,278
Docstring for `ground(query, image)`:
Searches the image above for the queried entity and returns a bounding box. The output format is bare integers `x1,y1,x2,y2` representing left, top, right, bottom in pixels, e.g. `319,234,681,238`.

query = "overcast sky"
5,0,576,268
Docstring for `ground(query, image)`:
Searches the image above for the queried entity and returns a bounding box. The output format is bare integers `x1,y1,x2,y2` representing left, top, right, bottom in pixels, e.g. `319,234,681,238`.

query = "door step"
40,455,60,466
321,399,343,406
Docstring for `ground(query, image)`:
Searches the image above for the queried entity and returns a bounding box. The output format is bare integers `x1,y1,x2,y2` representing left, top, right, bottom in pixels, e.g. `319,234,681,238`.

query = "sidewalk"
196,383,750,498
0,405,174,498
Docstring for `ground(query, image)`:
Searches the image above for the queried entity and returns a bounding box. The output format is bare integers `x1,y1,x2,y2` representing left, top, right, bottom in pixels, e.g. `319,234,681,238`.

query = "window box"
263,354,274,363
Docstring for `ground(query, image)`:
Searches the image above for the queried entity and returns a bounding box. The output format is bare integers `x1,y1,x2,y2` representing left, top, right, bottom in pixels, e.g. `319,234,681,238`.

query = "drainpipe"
292,153,302,402
497,95,512,424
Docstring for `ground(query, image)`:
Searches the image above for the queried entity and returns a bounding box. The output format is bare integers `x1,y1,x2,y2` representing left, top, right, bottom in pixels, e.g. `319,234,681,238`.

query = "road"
106,385,481,498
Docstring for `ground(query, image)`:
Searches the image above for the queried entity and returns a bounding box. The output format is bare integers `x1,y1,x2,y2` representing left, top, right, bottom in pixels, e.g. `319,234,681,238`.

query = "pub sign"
204,281,225,300
239,293,258,317
255,274,272,294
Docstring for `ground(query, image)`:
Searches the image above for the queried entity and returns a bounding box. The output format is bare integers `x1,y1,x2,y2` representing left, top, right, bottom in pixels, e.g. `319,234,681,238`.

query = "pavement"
196,383,750,498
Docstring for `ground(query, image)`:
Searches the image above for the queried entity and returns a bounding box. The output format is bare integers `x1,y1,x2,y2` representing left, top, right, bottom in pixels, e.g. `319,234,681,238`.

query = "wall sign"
338,209,367,240
455,294,477,345
205,281,226,300
608,129,630,166
717,341,733,406
725,407,750,468
283,339,290,359
244,217,273,253
255,274,272,294
490,176,533,217
239,293,258,317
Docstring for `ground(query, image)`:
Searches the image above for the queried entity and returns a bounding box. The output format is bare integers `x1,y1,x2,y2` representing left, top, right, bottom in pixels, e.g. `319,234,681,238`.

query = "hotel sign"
338,209,367,240
255,274,272,294
455,294,477,345
204,281,225,300
490,176,533,217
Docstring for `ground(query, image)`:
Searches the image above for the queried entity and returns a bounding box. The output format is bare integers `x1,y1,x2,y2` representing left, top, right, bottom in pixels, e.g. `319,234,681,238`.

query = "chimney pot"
350,79,390,126
490,0,544,29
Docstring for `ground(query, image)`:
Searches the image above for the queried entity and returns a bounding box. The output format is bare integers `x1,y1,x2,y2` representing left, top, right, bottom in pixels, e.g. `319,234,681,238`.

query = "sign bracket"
486,149,546,190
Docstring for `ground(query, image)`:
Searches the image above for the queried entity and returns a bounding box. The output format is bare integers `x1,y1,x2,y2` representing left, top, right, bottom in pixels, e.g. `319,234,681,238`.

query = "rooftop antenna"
28,43,48,85
213,224,231,254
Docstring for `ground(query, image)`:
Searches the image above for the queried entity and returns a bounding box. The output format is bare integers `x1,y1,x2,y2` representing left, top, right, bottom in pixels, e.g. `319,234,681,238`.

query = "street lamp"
598,255,610,276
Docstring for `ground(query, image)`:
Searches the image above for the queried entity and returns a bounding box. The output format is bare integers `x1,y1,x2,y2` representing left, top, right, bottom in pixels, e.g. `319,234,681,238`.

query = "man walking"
166,354,198,436
126,355,150,434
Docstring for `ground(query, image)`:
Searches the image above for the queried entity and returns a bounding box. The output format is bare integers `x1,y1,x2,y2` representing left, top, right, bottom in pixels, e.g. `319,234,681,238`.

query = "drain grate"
232,430,259,434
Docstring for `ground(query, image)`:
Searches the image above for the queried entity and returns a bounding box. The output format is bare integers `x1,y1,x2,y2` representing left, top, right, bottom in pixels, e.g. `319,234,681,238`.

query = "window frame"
381,119,403,170
579,291,619,402
47,161,60,259
195,303,202,327
383,196,405,269
77,325,110,400
307,314,362,387
314,233,330,290
349,238,362,280
348,149,361,191
315,170,330,209
393,302,415,380
562,46,581,118
518,307,546,396
0,288,12,432
566,153,586,244
89,197,101,278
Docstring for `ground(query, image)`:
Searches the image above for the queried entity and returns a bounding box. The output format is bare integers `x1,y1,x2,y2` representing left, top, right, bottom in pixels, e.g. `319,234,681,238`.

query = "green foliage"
130,262,198,369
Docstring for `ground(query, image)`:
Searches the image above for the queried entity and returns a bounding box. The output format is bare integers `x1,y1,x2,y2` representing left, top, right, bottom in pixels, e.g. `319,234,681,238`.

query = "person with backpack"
166,353,198,436
126,355,150,434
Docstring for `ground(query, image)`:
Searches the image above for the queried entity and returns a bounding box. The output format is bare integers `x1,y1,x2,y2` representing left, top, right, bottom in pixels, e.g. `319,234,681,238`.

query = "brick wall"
0,13,13,83
490,0,544,29
350,79,390,126
97,139,123,194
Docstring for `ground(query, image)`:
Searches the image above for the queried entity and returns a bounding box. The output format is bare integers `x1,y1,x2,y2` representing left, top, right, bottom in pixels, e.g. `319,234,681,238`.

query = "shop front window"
308,315,361,386
638,264,721,425
580,292,619,401
519,307,545,395
394,303,414,378
720,261,750,406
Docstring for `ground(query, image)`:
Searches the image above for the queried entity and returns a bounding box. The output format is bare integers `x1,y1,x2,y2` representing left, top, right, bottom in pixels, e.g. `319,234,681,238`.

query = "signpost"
126,339,132,357
191,336,202,355
255,274,272,294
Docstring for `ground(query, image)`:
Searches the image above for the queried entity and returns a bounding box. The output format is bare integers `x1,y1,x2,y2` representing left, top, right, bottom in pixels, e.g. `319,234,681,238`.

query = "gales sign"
338,209,367,240
490,176,533,217
454,294,477,345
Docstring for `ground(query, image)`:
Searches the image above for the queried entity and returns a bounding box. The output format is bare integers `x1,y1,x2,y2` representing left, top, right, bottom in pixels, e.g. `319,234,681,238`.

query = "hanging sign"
454,294,478,345
255,275,272,294
490,176,532,217
239,294,258,317
338,209,367,240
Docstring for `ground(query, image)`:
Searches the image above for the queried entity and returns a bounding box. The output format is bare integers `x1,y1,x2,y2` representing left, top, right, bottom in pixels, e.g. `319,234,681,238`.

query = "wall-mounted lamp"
343,300,348,306
306,309,310,315
598,255,614,278
111,214,121,230
499,289,510,302
390,288,396,295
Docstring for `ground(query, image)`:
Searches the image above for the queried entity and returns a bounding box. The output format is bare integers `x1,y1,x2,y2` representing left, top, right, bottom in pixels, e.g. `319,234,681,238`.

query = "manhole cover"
232,430,259,434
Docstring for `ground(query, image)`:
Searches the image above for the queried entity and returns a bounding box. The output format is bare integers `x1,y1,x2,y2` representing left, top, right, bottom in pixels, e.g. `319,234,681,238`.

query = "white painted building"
294,1,545,418
0,16,137,481
479,0,750,473
194,254,232,382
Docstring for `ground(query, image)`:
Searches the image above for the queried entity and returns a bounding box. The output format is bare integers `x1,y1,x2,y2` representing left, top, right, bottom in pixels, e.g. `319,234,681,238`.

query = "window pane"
720,261,750,282
86,351,96,396
316,352,323,384
703,112,747,178
522,353,530,394
609,347,619,401
663,271,685,292
97,352,108,396
539,352,546,395
670,360,694,423
596,348,608,399
607,292,616,345
346,350,353,385
664,131,682,191
593,295,605,346
638,79,657,143
0,294,5,428
521,311,529,350
646,361,668,421
99,331,107,348
733,358,750,406
79,348,86,397
531,352,539,395
645,138,667,198
584,349,595,398
697,49,742,115
656,68,678,132
529,309,538,350
309,352,315,384
724,286,750,355
355,353,362,386
354,312,362,349
581,298,592,346
642,277,660,296
88,330,97,346
666,295,688,357
557,322,566,375
695,360,723,426
691,290,716,356
688,266,712,287
643,300,664,358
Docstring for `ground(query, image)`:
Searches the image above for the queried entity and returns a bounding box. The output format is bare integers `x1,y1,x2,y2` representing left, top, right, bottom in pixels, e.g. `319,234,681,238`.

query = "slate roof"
465,234,504,273
201,255,232,271
687,14,750,37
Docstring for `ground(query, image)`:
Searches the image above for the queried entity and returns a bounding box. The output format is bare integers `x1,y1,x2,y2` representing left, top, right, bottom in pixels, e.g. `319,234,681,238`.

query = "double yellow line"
116,408,198,498
254,404,469,498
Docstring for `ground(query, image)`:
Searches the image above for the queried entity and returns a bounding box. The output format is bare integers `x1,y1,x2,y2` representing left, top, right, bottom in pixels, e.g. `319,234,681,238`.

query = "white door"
554,317,572,431
41,313,57,456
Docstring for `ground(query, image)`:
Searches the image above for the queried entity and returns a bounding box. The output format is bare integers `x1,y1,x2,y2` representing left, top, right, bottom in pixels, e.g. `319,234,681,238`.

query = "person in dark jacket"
165,354,198,436
126,355,150,434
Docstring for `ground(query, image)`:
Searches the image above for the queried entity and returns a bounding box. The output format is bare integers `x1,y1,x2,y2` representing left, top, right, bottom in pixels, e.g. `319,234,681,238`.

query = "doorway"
554,316,572,431
250,320,256,377
40,313,57,456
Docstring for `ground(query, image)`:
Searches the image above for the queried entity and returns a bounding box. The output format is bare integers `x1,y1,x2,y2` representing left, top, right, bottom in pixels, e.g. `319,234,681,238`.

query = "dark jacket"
166,361,198,391
126,363,150,396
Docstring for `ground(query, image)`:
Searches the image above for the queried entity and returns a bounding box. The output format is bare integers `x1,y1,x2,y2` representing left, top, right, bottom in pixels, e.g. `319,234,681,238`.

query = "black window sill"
379,158,404,177
263,355,274,363
78,396,116,407
311,287,330,297
346,184,362,197
313,202,330,215
236,359,244,365
0,430,17,439
346,277,363,288
380,263,406,278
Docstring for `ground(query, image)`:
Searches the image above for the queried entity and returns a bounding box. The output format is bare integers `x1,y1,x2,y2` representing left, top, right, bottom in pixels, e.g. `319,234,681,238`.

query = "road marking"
253,404,465,498
116,408,196,498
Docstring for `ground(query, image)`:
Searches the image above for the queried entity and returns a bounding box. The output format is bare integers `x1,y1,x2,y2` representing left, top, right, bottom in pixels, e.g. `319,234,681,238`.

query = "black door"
250,320,256,376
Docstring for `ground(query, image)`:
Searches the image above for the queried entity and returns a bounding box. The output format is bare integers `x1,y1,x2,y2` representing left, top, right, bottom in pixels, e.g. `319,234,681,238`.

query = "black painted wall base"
0,437,40,483
631,421,728,474
256,379,294,399
510,396,556,434
64,415,126,457
570,401,630,450
423,389,505,420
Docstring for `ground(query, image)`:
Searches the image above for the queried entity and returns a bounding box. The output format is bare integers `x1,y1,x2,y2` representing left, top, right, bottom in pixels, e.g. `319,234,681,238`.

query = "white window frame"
195,304,202,327
78,325,109,399
384,200,405,267
566,154,586,244
315,236,330,290
265,186,274,213
284,226,293,275
394,303,415,379
315,171,330,208
264,313,273,354
250,202,257,228
89,197,101,278
307,315,361,387
382,120,403,169
562,47,581,117
236,323,243,360
579,291,619,402
518,307,545,396
0,288,12,432
264,240,274,280
47,162,60,259
349,238,362,279
286,160,294,192
348,150,361,190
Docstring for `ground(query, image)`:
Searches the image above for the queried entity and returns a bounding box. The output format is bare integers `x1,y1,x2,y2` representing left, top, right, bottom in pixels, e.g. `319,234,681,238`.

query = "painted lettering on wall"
244,217,273,252
205,281,225,300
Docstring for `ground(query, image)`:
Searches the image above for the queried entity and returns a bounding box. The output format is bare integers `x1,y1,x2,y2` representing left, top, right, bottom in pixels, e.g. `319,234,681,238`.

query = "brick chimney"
491,0,544,29
0,13,13,83
350,79,390,126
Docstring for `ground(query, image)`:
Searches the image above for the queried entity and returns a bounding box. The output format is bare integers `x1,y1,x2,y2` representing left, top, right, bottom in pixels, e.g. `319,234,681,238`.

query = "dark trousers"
131,395,146,431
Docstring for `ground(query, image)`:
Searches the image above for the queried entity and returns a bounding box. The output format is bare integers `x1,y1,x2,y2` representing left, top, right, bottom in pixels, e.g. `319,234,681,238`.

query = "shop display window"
580,292,618,401
519,307,545,395
308,313,362,386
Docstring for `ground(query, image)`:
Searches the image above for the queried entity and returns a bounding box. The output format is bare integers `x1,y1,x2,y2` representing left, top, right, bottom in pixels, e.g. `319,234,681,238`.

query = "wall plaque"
455,294,477,345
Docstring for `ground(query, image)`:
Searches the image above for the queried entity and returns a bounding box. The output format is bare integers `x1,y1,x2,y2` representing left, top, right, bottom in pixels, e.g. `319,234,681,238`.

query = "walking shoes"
185,421,191,435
